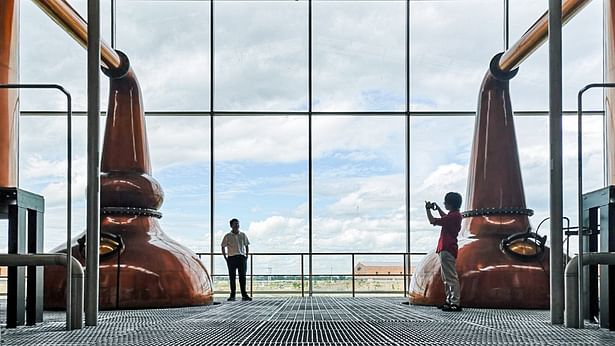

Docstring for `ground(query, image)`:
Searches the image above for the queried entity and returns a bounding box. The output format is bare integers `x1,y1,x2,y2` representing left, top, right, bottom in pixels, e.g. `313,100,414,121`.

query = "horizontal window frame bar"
19,110,605,117
196,252,427,256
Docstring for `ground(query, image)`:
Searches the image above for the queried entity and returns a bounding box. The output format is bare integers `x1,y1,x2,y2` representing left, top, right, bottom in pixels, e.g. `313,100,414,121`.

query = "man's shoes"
241,296,252,301
437,303,450,310
441,304,462,312
227,297,236,301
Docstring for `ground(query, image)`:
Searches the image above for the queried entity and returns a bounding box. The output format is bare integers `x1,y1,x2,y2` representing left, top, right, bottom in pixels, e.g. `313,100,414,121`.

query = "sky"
1,0,606,276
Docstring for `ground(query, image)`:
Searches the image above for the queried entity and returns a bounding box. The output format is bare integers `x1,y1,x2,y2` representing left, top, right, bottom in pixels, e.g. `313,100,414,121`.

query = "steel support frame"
2,189,43,328
85,0,101,327
549,0,564,325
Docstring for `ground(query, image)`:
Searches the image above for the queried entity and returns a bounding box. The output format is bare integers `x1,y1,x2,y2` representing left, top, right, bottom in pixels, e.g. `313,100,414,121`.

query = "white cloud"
215,116,308,163
313,116,404,161
248,215,307,251
418,163,467,195
327,174,405,215
22,155,66,179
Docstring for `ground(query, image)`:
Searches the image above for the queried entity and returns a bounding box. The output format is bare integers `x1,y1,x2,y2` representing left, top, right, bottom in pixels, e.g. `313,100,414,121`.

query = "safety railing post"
250,254,254,297
351,254,355,297
403,253,408,297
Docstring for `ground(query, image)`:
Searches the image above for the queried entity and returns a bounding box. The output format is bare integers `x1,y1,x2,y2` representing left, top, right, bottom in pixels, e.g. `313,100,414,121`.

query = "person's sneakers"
437,303,450,310
227,296,236,301
441,304,462,312
241,296,252,301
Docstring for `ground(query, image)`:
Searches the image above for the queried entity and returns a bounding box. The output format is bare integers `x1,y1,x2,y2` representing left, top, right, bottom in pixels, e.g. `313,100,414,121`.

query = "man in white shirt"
221,218,252,301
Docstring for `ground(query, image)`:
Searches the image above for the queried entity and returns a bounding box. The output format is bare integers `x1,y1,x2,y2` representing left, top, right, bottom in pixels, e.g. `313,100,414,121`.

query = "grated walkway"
2,297,615,345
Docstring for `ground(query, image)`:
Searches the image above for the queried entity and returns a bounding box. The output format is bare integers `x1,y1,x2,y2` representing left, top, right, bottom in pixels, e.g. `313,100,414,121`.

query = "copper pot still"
409,54,550,309
44,53,213,309
0,0,19,189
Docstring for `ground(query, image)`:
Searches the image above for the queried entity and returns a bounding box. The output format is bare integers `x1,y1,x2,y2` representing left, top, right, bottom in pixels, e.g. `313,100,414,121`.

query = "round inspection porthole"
78,232,125,261
500,232,546,262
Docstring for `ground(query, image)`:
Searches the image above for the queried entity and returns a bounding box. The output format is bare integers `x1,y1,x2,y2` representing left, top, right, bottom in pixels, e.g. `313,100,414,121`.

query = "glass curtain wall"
12,0,605,296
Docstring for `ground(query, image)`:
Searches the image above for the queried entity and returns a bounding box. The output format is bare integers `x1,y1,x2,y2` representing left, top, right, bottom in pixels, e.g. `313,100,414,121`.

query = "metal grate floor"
2,297,615,345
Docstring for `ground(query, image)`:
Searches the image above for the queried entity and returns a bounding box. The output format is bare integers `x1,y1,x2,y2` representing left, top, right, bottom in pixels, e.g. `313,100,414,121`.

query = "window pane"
116,1,210,111
409,115,472,253
410,1,503,111
563,0,603,111
18,115,89,252
314,1,406,111
313,115,406,259
510,0,604,111
213,115,308,289
515,114,604,255
215,0,308,111
146,116,211,253
16,113,215,257
20,1,111,111
508,0,547,111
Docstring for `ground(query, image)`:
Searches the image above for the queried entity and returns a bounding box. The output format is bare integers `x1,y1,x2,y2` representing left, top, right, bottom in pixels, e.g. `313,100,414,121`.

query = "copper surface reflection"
0,0,19,188
409,57,550,308
44,53,213,309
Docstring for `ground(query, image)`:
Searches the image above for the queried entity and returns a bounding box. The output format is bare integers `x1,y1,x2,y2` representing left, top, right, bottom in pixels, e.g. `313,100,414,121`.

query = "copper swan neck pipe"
31,0,121,71
498,0,591,73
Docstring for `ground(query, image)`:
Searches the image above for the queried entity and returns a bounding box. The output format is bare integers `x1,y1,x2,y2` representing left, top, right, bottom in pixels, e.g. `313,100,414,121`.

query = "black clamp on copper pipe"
490,52,519,81
101,50,130,79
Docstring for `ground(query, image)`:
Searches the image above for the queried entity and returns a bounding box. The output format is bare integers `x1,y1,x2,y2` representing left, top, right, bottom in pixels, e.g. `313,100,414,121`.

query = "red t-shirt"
433,210,462,258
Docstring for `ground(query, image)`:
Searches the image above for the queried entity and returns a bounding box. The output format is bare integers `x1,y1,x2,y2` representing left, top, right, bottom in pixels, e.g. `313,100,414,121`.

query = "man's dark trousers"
227,255,248,298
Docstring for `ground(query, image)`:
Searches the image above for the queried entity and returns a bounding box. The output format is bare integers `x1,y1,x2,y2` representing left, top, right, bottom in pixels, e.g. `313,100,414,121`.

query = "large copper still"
18,0,214,309
408,0,592,309
43,52,213,309
0,0,19,189
409,55,550,308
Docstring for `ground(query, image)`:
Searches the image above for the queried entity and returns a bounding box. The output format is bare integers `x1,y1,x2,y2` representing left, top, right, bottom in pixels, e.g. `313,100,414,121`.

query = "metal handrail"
0,254,83,330
196,251,427,297
0,84,72,329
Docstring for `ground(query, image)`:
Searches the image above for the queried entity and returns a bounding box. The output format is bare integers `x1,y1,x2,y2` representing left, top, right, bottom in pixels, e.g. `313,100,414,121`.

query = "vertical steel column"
504,0,510,50
7,206,26,327
584,207,600,322
599,203,615,329
351,254,355,297
85,0,101,327
26,209,44,325
110,0,116,49
404,0,411,297
549,0,564,325
308,0,313,297
210,0,215,283
65,91,73,329
577,87,586,328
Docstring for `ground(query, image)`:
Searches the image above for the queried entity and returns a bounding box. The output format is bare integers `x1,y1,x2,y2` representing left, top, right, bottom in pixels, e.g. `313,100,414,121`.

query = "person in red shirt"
425,192,463,312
